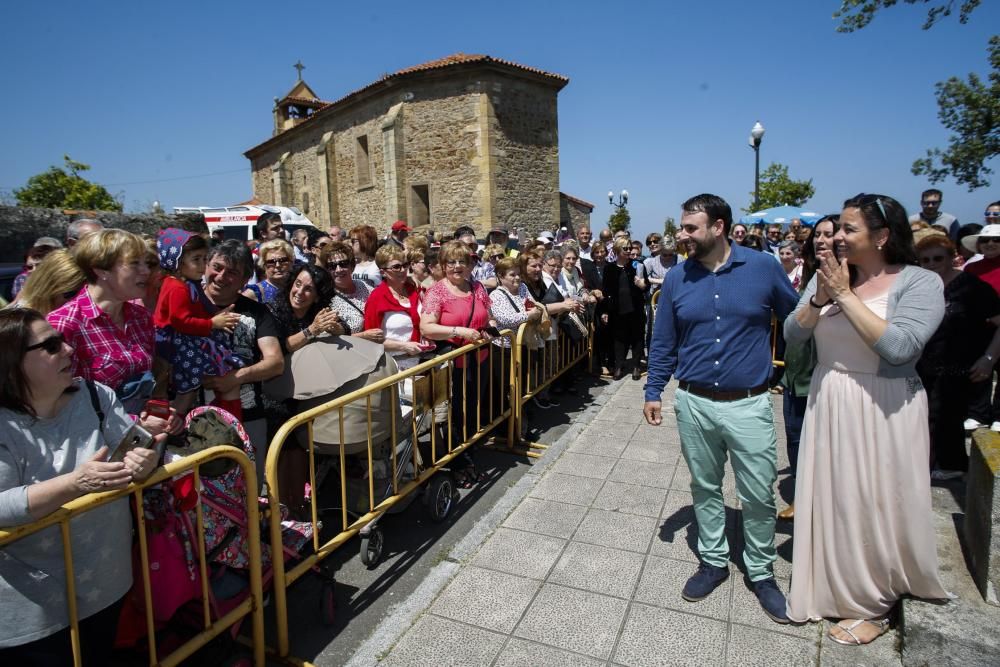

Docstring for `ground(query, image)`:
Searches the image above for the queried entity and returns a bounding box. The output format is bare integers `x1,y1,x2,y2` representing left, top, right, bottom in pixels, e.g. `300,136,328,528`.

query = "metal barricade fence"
0,445,265,667
263,331,517,661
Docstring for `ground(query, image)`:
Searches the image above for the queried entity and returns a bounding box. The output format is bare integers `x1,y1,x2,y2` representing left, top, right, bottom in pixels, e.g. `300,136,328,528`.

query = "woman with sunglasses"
784,194,948,644
915,233,1000,479
729,223,748,246
325,241,384,343
242,239,294,305
0,309,161,664
365,244,425,371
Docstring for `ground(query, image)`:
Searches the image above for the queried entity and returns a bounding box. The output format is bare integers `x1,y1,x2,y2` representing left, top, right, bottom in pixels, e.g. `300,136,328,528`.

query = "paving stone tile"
607,458,676,489
725,623,819,666
529,472,604,506
660,490,696,524
634,554,733,620
494,638,604,667
773,530,794,581
613,602,727,667
730,577,817,640
649,520,701,563
568,434,631,457
593,480,669,517
381,613,505,667
429,566,540,633
581,420,637,440
620,439,680,465
502,497,588,539
549,451,617,480
470,527,566,580
548,541,645,599
573,508,658,553
513,583,628,660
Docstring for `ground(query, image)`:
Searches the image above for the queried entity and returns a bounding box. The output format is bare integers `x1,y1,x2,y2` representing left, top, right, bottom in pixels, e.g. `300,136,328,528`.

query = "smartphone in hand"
107,424,158,463
483,326,501,337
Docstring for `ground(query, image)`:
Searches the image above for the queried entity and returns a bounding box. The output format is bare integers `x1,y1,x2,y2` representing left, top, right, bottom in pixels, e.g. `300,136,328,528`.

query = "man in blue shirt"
644,194,799,623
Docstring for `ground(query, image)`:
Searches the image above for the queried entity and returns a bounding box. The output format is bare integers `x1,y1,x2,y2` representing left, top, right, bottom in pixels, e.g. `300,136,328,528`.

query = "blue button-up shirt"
644,242,800,402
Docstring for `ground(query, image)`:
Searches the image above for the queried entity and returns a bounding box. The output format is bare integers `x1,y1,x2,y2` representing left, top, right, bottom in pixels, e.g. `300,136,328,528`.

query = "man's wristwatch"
303,326,315,341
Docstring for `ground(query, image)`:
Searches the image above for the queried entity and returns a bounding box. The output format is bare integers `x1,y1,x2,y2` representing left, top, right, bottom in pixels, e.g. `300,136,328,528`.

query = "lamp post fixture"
608,189,629,211
748,121,765,211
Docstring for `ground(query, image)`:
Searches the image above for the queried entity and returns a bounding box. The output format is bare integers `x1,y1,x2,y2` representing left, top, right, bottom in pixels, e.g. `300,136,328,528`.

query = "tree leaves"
14,155,122,212
745,163,816,213
833,0,981,33
609,207,631,233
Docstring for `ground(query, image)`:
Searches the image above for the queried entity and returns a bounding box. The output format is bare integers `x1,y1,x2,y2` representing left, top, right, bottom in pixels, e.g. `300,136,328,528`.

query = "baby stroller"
289,337,457,569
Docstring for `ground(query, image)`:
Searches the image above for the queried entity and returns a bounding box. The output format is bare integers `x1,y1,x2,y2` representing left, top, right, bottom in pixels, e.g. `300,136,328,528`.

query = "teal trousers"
673,388,778,581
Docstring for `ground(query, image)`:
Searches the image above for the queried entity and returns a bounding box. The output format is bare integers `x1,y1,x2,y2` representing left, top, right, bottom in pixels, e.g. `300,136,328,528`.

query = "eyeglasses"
445,259,468,267
979,237,1000,245
264,257,291,268
919,255,949,264
26,333,66,355
385,262,409,272
544,262,560,270
985,211,1000,218
328,259,354,270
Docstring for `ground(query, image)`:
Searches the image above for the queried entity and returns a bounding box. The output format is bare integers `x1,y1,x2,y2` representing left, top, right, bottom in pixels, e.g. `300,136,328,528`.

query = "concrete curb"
345,381,616,666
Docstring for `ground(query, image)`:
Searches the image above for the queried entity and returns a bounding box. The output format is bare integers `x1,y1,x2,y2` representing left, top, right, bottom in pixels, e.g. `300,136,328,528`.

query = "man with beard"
643,193,798,623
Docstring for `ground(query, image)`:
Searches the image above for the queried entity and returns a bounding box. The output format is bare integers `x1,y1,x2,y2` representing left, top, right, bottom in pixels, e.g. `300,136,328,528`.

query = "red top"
364,281,422,341
153,276,213,336
965,256,1000,296
422,280,492,365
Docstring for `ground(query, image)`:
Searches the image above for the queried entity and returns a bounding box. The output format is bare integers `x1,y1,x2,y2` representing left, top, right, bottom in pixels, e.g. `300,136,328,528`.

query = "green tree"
663,216,677,239
912,36,999,190
609,206,631,234
745,163,816,213
833,1,995,189
833,0,981,32
14,156,122,211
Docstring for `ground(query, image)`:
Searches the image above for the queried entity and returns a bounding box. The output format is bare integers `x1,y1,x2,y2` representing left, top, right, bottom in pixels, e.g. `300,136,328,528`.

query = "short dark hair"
681,193,733,237
207,239,254,280
957,223,983,243
453,225,476,240
0,309,50,416
921,188,943,201
306,228,331,250
988,200,1000,209
842,193,916,266
256,211,282,240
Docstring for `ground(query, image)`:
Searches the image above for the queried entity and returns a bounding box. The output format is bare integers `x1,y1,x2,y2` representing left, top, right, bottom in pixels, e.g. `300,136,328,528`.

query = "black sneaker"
750,577,789,624
681,563,730,601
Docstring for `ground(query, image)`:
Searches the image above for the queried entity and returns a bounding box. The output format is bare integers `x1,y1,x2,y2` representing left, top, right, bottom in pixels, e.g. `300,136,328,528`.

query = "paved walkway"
362,378,904,666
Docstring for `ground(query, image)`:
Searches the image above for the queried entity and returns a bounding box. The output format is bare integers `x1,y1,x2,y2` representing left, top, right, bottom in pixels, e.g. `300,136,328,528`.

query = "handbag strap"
85,380,105,433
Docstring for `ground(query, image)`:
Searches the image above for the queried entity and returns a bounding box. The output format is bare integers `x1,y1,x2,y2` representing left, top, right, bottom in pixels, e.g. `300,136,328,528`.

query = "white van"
172,204,317,242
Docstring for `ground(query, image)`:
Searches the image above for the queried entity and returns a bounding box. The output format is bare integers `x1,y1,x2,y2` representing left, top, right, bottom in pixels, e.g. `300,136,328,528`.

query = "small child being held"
154,228,244,419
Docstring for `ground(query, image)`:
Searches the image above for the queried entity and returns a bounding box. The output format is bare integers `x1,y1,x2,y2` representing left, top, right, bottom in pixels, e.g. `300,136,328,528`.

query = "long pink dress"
787,292,950,621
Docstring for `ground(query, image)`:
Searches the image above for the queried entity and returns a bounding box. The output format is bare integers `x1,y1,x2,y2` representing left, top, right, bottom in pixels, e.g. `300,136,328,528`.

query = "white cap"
962,224,1000,252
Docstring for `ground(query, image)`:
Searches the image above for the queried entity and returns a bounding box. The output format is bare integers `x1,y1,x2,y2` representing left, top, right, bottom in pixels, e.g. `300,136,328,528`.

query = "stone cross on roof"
294,60,305,81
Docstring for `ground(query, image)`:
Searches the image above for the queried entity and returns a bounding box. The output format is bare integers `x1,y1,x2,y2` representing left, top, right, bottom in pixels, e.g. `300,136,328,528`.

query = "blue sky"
2,0,997,242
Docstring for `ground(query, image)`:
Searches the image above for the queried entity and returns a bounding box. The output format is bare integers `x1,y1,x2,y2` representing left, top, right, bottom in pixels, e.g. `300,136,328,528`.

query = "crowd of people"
0,185,996,658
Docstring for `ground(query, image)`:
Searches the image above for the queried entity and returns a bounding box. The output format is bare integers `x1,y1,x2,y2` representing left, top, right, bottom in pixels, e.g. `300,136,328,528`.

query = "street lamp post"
608,189,629,211
749,121,765,211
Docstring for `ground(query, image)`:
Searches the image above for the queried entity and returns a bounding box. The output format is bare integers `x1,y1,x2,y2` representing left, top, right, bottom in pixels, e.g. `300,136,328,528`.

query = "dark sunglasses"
385,262,410,271
488,254,504,261
984,211,1000,218
264,257,291,267
26,333,66,355
921,200,941,206
919,255,949,264
979,237,1000,245
328,259,354,270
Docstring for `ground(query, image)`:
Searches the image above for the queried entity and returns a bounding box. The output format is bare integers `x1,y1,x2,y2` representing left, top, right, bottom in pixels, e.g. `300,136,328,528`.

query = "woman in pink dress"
784,193,950,646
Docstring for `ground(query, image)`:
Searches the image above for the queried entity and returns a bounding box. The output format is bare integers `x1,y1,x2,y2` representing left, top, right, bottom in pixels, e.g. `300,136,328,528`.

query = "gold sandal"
828,617,890,646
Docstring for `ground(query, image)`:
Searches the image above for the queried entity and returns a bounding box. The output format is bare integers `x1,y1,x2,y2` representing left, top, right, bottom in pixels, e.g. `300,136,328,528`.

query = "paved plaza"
354,377,908,666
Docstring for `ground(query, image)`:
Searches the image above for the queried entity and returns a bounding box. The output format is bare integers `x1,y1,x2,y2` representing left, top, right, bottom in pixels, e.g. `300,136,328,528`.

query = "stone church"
244,53,592,237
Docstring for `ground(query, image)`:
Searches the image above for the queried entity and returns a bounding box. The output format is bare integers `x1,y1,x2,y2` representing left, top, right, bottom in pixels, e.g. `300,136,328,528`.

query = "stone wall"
490,76,560,237
559,195,593,235
0,205,206,264
247,65,564,240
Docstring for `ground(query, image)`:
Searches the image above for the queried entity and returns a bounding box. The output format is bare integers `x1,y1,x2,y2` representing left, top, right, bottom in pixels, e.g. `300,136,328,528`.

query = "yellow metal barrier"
771,314,785,368
0,446,265,667
263,331,517,661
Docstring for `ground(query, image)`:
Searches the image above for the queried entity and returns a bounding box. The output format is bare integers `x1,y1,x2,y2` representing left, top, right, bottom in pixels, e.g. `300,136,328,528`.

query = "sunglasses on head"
853,193,889,223
328,259,353,269
26,333,66,355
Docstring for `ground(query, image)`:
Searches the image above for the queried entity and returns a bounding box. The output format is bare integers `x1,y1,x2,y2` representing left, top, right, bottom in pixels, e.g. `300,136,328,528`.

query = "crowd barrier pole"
650,288,661,316
0,446,265,667
263,331,516,662
771,314,785,368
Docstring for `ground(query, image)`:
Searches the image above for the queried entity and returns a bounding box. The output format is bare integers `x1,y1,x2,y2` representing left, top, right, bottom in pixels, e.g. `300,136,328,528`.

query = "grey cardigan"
784,264,944,378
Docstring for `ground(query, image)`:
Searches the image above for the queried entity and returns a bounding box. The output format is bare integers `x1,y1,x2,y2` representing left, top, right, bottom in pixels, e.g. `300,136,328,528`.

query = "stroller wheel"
359,525,384,568
320,579,336,626
425,474,455,523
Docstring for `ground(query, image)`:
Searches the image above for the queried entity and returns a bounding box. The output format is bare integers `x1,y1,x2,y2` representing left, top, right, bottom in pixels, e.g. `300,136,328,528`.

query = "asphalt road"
266,369,616,666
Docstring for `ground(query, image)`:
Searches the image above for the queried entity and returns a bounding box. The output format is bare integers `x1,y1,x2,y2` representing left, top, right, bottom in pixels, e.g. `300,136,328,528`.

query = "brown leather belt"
677,381,769,402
